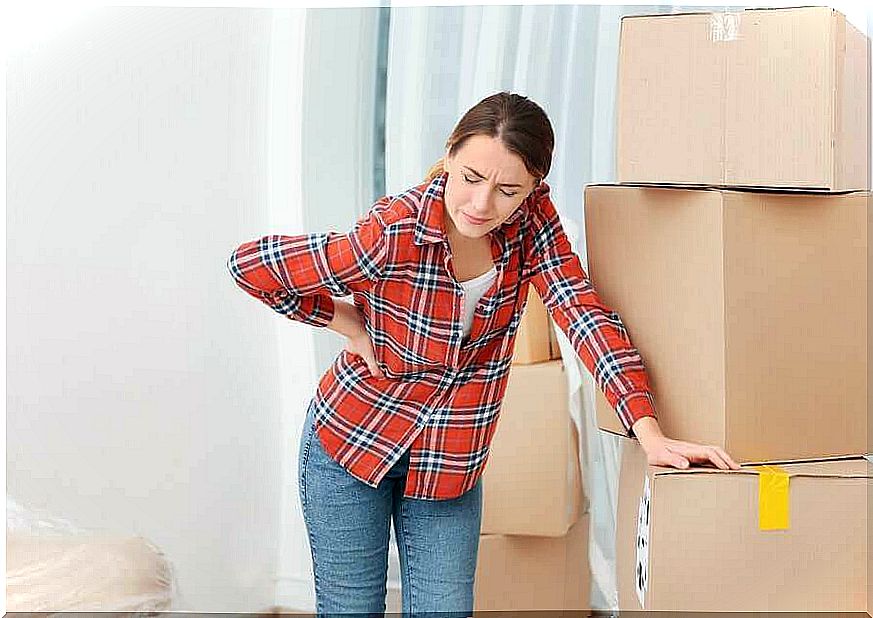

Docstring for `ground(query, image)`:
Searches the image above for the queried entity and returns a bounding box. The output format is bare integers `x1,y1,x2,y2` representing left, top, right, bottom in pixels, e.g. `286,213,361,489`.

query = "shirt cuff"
269,290,336,328
295,294,336,328
615,391,658,439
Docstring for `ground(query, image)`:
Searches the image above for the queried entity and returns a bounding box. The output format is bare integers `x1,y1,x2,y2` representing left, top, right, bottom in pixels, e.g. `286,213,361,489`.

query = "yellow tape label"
756,465,790,531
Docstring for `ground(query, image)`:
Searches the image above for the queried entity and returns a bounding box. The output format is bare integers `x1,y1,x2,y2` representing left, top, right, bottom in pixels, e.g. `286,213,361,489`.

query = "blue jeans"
298,398,483,617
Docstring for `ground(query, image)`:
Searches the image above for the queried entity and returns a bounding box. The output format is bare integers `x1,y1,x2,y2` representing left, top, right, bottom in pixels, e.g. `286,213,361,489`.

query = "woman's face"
443,135,538,239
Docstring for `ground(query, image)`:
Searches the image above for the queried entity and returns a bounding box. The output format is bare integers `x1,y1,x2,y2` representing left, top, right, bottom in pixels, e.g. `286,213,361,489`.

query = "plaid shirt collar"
413,171,528,246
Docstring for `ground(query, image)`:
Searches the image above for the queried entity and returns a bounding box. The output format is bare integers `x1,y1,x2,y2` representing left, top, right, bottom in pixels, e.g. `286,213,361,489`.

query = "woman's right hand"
326,299,386,379
345,328,386,380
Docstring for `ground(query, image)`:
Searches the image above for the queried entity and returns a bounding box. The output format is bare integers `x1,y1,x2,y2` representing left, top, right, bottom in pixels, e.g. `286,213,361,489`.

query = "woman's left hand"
640,434,741,470
631,416,741,470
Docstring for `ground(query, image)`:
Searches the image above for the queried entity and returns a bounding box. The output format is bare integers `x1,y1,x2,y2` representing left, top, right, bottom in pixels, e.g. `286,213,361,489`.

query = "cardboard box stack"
584,6,872,613
511,285,563,363
473,288,589,610
589,186,867,461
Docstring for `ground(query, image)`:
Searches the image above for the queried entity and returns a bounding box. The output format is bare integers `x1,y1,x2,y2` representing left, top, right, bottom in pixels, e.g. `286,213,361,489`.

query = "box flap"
589,181,870,197
620,6,836,21
651,456,871,480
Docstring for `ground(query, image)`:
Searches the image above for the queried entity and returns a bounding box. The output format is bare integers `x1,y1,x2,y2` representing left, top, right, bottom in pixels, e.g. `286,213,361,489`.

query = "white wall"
7,5,385,612
7,7,292,610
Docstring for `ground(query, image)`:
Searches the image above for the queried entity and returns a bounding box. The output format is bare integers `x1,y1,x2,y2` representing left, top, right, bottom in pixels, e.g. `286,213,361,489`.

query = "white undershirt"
458,266,498,337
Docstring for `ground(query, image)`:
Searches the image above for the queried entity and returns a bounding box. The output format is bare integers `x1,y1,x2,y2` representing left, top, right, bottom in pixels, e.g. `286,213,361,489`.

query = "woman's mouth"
463,212,491,225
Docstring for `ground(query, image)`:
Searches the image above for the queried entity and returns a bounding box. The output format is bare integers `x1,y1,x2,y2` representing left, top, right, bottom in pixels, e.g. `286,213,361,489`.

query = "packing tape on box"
754,465,790,531
709,12,740,42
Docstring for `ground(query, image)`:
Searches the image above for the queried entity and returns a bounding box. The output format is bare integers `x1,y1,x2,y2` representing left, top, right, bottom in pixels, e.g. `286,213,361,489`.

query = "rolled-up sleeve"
527,185,657,437
226,199,390,328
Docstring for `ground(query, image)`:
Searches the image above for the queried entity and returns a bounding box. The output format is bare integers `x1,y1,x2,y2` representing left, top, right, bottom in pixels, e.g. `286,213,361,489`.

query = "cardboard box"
616,437,871,611
512,285,551,364
548,317,561,360
616,6,870,191
481,359,586,536
474,513,590,611
585,184,868,462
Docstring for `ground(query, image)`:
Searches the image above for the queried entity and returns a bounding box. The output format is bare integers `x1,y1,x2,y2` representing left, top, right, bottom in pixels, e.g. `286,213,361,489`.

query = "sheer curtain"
271,7,389,608
382,4,702,609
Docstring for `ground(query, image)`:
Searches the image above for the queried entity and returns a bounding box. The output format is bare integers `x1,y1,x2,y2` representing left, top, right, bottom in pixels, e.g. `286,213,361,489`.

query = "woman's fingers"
691,444,740,470
665,441,727,470
690,443,738,470
704,446,730,470
363,351,385,378
345,338,386,379
715,446,741,470
656,437,742,471
364,358,381,377
662,444,690,469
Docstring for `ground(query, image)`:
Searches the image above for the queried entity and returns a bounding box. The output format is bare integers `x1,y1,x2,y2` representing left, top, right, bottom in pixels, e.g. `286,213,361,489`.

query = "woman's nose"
471,189,494,215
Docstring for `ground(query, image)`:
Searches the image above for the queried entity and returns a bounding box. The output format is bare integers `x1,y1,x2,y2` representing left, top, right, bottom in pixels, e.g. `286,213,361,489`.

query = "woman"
227,92,739,616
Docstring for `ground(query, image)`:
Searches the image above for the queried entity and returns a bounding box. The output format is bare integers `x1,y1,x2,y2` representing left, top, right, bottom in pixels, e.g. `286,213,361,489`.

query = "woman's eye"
463,174,517,197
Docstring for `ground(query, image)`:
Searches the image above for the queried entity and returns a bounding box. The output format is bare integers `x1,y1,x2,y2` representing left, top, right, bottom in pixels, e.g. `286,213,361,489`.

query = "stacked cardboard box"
588,186,867,461
481,359,585,537
615,438,869,611
473,288,589,610
474,513,590,611
585,6,872,612
615,6,868,191
512,285,563,363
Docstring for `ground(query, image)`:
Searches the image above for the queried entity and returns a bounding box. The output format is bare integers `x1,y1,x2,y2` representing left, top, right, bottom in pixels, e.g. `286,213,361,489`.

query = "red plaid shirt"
227,171,657,500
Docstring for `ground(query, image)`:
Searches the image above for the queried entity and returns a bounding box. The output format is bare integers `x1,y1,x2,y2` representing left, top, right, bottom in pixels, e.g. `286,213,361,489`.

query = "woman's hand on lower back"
345,329,385,379
325,299,385,379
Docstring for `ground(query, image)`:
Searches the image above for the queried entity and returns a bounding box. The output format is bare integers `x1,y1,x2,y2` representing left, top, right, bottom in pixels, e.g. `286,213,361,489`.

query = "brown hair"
423,91,554,187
